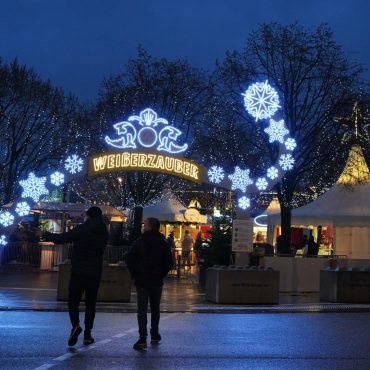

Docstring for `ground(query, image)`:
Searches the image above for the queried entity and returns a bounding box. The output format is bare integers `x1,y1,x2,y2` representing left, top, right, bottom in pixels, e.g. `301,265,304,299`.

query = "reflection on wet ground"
1,268,369,313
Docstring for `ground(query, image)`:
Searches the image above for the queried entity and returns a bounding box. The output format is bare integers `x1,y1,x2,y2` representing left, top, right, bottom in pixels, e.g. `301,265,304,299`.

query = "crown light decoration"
105,108,188,154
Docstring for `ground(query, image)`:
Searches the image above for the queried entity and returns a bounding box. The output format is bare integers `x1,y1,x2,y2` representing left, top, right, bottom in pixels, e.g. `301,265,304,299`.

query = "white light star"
65,154,84,174
15,202,31,217
228,167,253,193
0,211,14,227
264,119,289,143
285,138,297,151
238,196,250,210
256,178,268,191
50,171,65,186
279,154,295,170
0,235,7,246
207,166,225,184
19,172,49,202
242,80,280,121
267,166,279,180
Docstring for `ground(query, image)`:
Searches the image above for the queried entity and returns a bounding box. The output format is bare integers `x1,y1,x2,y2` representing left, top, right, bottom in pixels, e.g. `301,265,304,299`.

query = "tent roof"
143,197,186,222
143,197,208,223
32,202,126,218
269,146,370,226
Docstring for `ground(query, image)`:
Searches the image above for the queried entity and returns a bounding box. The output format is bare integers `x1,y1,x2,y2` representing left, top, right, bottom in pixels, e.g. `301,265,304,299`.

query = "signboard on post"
232,219,253,252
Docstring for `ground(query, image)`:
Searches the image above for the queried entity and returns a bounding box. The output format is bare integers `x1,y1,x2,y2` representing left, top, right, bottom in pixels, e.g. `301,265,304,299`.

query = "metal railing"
0,242,131,270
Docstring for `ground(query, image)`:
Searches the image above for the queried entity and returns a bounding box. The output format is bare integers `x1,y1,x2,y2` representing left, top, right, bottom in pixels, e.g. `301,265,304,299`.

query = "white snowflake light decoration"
50,171,65,186
65,154,84,174
267,166,279,180
228,167,253,193
0,211,14,227
279,154,295,170
238,196,250,210
256,177,268,191
264,119,289,143
207,166,225,184
285,138,297,151
19,172,49,202
242,80,280,121
15,202,31,217
0,235,7,246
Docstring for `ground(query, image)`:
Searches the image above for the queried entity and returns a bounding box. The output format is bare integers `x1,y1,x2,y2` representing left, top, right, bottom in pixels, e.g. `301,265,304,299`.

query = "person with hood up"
35,206,108,347
127,217,173,351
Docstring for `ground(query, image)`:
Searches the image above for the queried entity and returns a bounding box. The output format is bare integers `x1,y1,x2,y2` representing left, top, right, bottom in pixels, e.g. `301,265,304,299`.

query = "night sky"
1,0,369,102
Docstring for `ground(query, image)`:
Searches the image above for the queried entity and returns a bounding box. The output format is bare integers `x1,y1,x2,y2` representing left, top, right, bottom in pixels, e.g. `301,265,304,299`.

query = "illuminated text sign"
88,151,204,184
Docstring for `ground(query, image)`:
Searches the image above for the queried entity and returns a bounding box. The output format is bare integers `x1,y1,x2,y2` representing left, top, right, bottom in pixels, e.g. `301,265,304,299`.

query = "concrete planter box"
206,267,279,304
57,263,131,302
320,268,370,303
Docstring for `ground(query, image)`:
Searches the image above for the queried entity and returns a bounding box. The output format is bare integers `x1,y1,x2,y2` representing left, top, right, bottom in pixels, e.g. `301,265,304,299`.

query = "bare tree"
0,59,87,205
77,49,214,239
214,23,364,252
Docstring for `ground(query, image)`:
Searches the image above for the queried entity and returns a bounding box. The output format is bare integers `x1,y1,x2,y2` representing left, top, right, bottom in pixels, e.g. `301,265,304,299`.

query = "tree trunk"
131,206,144,241
280,205,292,255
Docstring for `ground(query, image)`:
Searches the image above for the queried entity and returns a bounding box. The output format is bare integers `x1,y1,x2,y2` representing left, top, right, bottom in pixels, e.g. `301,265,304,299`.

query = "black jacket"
42,217,109,276
127,230,173,287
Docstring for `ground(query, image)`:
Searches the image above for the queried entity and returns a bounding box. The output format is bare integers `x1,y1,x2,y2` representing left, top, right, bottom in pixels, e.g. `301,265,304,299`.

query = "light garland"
206,80,296,210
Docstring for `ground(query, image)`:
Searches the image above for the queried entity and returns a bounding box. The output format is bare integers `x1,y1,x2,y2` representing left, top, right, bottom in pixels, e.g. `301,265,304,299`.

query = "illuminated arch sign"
88,150,204,184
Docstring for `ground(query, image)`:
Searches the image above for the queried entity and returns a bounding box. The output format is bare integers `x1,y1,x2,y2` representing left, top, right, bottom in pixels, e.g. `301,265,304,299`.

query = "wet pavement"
1,268,370,314
2,310,370,369
2,269,370,369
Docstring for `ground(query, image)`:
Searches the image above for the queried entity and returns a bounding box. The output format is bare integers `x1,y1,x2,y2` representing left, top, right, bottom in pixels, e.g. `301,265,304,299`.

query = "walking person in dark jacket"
35,206,108,346
127,217,173,350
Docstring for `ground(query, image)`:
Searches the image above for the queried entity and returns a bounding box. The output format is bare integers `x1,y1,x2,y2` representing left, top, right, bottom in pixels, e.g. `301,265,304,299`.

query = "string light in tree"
279,154,295,170
65,154,84,174
0,235,7,246
207,165,225,184
15,202,31,217
242,80,280,121
0,211,14,227
228,167,253,192
264,119,289,143
238,196,250,210
50,171,65,186
19,172,49,202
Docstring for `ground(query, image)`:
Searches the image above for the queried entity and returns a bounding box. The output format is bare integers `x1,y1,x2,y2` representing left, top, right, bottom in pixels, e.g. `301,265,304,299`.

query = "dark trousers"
136,285,163,339
68,273,101,330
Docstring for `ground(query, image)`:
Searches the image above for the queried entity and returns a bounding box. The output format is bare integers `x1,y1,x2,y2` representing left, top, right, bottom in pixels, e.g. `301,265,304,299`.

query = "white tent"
268,145,370,258
143,197,208,223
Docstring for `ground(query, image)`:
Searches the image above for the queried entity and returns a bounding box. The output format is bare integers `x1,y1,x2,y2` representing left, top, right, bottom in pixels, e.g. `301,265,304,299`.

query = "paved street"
2,311,370,369
2,270,370,369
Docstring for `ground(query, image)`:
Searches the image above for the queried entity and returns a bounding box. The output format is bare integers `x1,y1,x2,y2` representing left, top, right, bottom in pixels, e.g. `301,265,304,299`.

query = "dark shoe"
151,333,161,344
68,326,82,346
83,331,94,345
133,338,147,350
